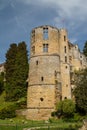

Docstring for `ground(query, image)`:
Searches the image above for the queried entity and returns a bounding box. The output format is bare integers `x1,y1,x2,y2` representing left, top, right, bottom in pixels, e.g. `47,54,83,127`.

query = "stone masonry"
26,25,87,120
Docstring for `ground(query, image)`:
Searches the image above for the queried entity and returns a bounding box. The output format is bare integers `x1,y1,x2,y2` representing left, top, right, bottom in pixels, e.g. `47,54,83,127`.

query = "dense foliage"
56,99,75,118
0,99,26,119
5,43,17,100
0,72,4,94
5,42,29,101
0,104,17,119
74,69,87,114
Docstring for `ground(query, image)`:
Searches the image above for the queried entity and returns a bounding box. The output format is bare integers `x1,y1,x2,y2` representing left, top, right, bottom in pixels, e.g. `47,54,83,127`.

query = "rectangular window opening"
65,56,67,63
43,44,48,52
41,77,44,81
64,46,66,53
43,27,48,40
36,60,38,65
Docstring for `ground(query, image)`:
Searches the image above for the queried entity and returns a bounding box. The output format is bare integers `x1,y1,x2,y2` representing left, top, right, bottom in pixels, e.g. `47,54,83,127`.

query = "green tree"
13,41,29,99
0,72,4,94
5,43,17,100
74,68,87,114
83,41,87,56
5,42,29,101
56,99,75,118
5,44,17,82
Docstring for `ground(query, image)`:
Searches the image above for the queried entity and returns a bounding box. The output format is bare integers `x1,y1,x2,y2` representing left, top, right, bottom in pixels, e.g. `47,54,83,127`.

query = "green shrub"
62,99,75,117
0,104,18,119
0,97,27,119
73,113,81,121
16,98,26,109
51,111,57,117
56,99,75,118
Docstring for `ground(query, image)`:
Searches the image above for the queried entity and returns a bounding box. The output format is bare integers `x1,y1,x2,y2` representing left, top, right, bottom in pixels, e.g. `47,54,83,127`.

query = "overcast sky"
0,0,87,63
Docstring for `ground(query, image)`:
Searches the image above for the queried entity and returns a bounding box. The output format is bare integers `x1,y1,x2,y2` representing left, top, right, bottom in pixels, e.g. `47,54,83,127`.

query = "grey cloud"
14,0,87,44
17,0,87,24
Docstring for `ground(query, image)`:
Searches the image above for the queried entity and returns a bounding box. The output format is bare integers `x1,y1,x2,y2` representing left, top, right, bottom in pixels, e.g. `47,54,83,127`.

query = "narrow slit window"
65,56,67,63
36,60,38,65
64,46,66,53
41,77,44,81
64,35,66,41
43,27,48,40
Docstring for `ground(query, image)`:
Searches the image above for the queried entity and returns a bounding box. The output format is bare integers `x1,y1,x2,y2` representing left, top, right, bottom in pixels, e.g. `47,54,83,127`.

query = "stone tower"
26,25,72,120
59,29,71,99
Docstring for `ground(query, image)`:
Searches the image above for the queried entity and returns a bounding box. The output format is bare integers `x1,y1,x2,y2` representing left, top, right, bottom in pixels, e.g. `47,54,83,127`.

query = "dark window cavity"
64,46,66,53
41,76,44,81
65,56,67,63
65,66,67,69
64,97,67,99
64,35,66,41
40,98,44,101
36,60,38,65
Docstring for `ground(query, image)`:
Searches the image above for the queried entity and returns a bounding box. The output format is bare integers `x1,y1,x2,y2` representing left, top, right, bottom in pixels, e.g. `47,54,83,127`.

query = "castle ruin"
26,25,87,120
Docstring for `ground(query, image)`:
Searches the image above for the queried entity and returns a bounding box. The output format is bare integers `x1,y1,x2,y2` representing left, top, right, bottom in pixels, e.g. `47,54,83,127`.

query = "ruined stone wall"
68,44,87,70
27,25,87,120
59,29,71,99
27,26,61,120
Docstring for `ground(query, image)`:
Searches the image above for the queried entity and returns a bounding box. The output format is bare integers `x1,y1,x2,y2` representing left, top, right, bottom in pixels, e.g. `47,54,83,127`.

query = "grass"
0,92,84,130
0,117,83,130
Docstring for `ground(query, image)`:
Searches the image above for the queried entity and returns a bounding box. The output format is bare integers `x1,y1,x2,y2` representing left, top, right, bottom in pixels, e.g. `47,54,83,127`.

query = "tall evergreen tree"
83,41,87,56
5,44,17,100
5,44,17,82
5,42,29,101
13,41,29,99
